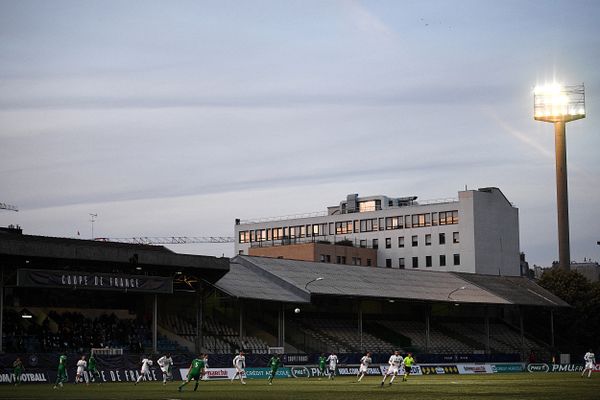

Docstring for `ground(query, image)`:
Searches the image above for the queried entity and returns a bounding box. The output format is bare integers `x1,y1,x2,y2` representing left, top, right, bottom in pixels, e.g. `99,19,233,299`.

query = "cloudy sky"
1,0,599,266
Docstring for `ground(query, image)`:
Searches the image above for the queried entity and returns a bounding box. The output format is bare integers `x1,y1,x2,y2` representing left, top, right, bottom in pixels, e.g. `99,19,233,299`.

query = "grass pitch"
1,373,599,400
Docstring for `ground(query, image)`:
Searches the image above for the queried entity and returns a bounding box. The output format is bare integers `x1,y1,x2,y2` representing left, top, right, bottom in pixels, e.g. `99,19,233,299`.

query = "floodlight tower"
534,83,585,270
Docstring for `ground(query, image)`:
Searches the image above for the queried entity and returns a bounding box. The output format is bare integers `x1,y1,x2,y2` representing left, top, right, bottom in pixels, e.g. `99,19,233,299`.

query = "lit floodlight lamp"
533,82,586,271
534,83,585,123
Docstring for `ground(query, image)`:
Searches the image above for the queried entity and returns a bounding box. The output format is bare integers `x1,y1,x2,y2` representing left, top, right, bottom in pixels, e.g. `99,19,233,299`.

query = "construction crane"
94,236,235,245
0,202,18,212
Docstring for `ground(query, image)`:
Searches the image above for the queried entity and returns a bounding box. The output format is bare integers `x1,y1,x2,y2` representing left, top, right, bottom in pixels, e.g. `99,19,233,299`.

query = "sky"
1,0,599,267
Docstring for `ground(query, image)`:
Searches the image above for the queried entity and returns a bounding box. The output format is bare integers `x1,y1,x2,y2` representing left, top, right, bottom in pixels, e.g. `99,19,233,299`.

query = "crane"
0,202,18,212
94,236,235,245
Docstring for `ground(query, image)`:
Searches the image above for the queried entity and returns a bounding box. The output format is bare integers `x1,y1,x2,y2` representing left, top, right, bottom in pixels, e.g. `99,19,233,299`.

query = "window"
439,210,459,225
404,215,411,228
354,220,360,233
336,256,341,264
336,221,353,234
440,255,446,266
453,253,460,265
367,258,372,267
412,214,427,228
386,258,392,268
439,232,446,245
412,257,419,268
341,256,346,264
320,254,327,262
426,255,432,267
398,236,405,248
379,218,385,231
239,231,250,243
432,212,438,226
399,258,405,269
385,238,392,248
412,235,418,247
386,216,403,230
453,232,460,244
425,234,431,246
360,239,367,248
356,258,362,266
372,239,379,249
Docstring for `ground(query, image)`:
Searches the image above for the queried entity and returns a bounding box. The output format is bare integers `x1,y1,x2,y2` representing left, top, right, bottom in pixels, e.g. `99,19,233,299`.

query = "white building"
235,187,521,276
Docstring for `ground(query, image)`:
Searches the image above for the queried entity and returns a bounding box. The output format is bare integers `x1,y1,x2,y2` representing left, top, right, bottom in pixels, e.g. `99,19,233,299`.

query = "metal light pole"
534,83,585,270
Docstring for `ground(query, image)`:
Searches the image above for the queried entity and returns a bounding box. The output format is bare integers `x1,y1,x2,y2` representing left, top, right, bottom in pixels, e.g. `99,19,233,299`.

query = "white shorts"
141,368,150,375
160,366,170,373
387,365,399,375
77,367,85,375
585,361,595,369
359,365,368,373
235,367,245,373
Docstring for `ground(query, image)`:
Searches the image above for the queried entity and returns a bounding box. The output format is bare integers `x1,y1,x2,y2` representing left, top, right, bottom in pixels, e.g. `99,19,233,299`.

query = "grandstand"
0,229,568,375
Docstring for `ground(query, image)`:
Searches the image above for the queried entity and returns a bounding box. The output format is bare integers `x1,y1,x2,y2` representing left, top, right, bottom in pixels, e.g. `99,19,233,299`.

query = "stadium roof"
215,255,569,307
0,229,229,280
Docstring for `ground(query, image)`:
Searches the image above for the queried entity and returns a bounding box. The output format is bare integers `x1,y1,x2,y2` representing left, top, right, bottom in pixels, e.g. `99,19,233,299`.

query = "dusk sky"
1,0,599,267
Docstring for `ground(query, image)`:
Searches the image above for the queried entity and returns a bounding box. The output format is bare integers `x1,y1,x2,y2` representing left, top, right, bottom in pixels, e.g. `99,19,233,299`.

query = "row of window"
385,254,461,269
319,254,373,266
238,210,459,243
360,232,459,249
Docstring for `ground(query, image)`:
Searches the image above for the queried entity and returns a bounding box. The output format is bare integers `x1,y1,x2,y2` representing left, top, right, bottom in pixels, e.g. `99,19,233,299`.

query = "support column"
519,307,525,361
152,294,158,354
196,292,203,354
239,301,244,350
425,304,431,352
554,121,571,270
550,309,555,348
358,302,363,352
0,268,4,353
485,307,490,354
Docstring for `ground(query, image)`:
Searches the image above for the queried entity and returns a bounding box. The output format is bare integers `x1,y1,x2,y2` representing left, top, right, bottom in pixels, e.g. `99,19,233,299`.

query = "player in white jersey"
75,355,88,384
357,352,372,382
381,351,403,387
157,353,173,384
231,351,246,384
326,352,339,380
134,356,153,384
582,349,596,378
201,354,210,380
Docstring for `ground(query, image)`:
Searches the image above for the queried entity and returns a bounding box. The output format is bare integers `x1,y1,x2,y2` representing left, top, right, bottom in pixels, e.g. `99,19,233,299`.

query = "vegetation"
538,268,600,354
1,374,599,400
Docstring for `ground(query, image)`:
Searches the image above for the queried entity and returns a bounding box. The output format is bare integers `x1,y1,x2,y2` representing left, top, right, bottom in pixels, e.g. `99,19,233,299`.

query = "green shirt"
88,357,97,370
269,357,280,369
189,358,205,375
403,356,414,367
318,356,326,368
13,360,23,372
58,355,67,371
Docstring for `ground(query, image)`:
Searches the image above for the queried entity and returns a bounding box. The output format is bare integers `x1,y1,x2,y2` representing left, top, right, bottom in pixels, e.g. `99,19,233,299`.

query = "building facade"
235,187,521,276
248,242,378,266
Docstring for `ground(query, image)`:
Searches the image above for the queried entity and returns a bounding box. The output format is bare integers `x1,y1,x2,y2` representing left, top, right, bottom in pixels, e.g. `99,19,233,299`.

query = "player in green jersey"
402,353,415,382
53,354,68,389
267,355,281,385
88,353,100,383
13,357,24,385
178,354,205,392
318,354,327,379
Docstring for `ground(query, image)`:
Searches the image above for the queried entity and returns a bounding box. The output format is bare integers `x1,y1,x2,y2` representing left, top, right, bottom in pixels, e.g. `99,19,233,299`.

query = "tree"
538,269,600,355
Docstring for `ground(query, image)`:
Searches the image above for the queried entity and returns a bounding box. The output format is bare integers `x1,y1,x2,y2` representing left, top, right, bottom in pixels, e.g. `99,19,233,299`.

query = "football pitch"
1,374,598,400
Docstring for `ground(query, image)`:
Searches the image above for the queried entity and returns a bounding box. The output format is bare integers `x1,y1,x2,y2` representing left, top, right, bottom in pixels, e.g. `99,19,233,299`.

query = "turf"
1,373,599,400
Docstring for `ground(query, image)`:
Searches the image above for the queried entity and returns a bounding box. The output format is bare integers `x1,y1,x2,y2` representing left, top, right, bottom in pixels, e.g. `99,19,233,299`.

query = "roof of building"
215,255,569,307
0,231,229,279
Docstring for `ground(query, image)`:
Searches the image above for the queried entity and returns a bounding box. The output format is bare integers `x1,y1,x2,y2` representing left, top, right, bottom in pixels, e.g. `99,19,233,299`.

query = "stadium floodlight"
534,82,586,270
